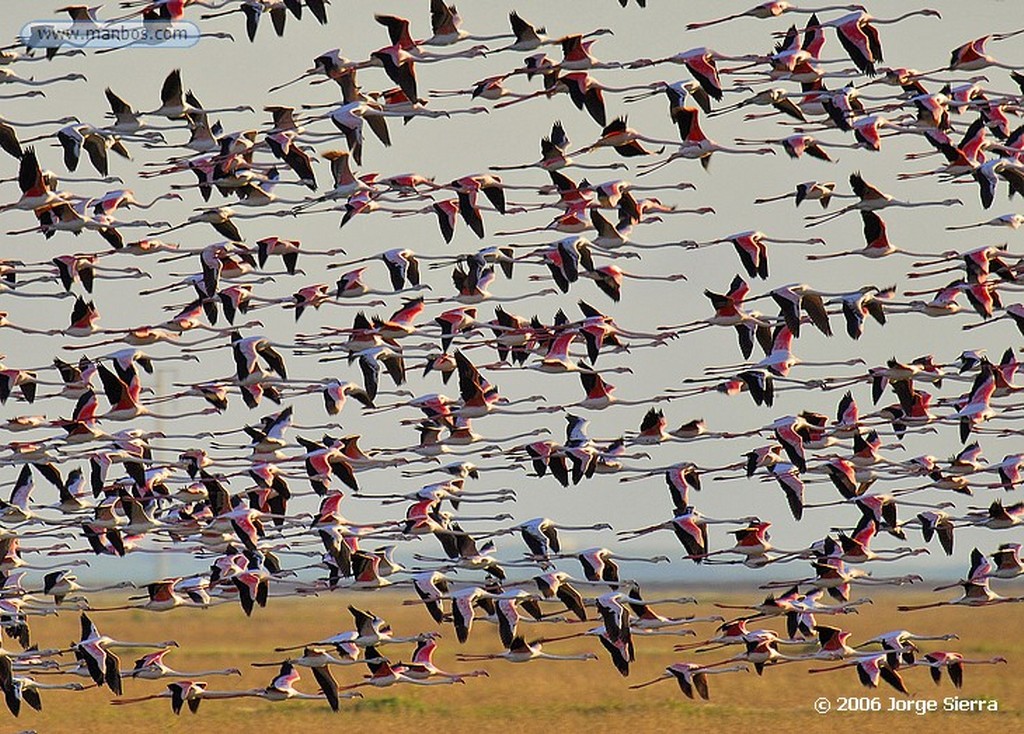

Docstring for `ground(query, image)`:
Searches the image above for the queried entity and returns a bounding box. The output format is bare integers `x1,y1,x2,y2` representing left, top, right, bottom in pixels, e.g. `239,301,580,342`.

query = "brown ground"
9,588,1021,733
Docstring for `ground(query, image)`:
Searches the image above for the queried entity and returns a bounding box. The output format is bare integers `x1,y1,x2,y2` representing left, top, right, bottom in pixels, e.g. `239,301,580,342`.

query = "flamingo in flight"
945,33,1024,73
637,106,776,174
803,9,943,76
804,172,963,227
686,2,868,31
109,680,209,715
808,653,909,693
122,648,242,680
199,661,360,710
0,0,1022,722
455,635,598,664
913,651,1008,689
0,655,85,717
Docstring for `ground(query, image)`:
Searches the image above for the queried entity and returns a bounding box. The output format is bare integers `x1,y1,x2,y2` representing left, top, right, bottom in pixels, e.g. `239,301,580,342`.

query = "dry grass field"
10,588,1021,733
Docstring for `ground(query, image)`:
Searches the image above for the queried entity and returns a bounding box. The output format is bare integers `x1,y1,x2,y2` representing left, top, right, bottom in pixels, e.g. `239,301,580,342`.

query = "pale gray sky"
1,1,1023,584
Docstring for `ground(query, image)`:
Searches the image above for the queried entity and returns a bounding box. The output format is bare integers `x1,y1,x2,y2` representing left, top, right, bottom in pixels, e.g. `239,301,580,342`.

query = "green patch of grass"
352,695,427,713
962,643,1022,655
566,701,631,716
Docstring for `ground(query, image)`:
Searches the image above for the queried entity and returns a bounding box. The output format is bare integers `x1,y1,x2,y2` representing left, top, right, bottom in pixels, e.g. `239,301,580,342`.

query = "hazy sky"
2,1,1023,585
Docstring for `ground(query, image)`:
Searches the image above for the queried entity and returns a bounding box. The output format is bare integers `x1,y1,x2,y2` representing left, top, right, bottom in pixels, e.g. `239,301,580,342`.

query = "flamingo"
201,662,359,708
251,643,375,674
490,121,628,173
70,613,179,693
122,648,242,679
970,159,1024,210
0,69,87,88
276,606,432,652
0,655,85,717
109,680,209,715
631,661,750,698
554,547,671,583
744,283,834,338
393,0,510,47
946,34,1024,72
660,274,765,336
986,544,1024,579
55,124,132,177
805,172,963,226
336,652,466,695
193,1,301,41
570,117,682,159
735,132,849,159
626,46,761,102
618,507,757,561
403,636,488,681
807,211,957,261
823,519,929,565
913,651,1008,688
705,323,866,377
142,69,255,119
495,517,613,560
856,629,960,666
553,369,666,411
697,520,806,565
947,213,1024,231
456,635,598,664
488,12,609,53
897,578,1024,612
0,115,82,158
962,500,1024,531
636,106,776,174
808,653,909,693
576,263,687,303
805,9,942,76
524,332,632,377
0,149,70,213
686,2,867,30
85,578,199,613
689,230,825,280
761,556,921,597
756,181,849,208
6,196,171,242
